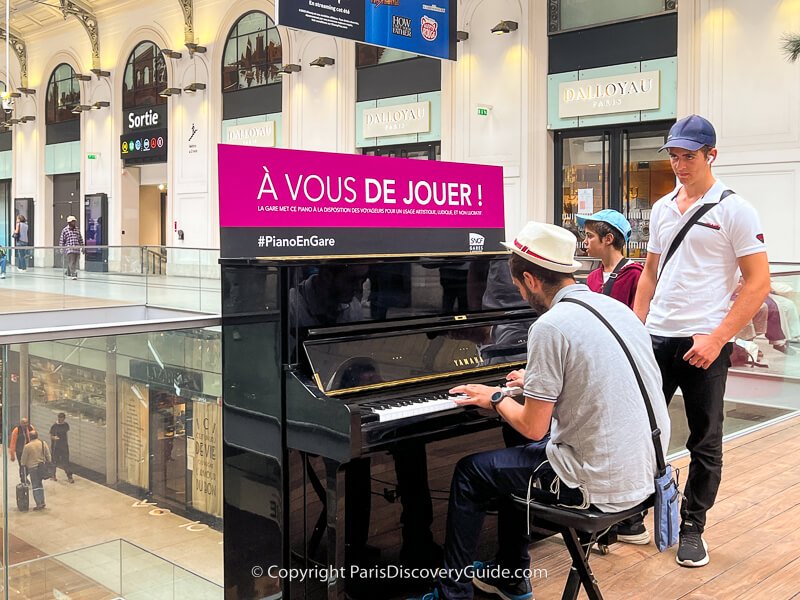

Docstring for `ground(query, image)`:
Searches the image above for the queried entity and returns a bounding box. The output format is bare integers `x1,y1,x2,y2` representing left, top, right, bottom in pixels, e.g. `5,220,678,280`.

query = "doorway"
149,390,188,508
362,141,441,160
52,173,81,268
0,179,10,247
555,123,676,257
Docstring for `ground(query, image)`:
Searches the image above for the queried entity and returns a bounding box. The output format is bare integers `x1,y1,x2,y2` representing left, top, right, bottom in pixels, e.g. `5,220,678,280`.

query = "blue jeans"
0,254,6,274
15,243,27,270
437,439,584,600
28,465,45,508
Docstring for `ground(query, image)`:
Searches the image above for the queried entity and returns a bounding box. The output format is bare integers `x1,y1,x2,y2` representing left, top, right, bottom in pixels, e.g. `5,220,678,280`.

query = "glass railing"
4,539,222,599
0,245,220,314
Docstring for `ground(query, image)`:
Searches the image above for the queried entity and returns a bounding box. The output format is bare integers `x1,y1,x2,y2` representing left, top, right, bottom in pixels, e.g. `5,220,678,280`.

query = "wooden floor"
0,288,128,313
531,414,800,600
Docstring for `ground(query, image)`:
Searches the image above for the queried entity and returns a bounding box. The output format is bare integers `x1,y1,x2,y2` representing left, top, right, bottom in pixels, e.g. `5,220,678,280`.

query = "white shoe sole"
473,577,533,600
676,538,709,567
617,530,651,545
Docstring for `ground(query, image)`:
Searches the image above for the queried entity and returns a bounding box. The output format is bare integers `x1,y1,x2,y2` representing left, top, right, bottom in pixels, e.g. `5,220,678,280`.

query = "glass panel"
222,12,282,92
124,42,167,109
560,134,609,253
559,0,667,31
622,129,674,258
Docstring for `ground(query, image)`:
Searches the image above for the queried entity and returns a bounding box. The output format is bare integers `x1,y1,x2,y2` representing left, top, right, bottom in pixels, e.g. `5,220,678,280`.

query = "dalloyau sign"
559,71,661,118
218,146,505,258
226,121,276,147
363,101,430,138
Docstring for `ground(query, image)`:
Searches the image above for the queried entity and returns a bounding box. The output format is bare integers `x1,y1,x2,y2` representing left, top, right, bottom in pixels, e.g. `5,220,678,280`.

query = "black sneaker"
616,514,650,545
472,561,533,600
676,522,709,567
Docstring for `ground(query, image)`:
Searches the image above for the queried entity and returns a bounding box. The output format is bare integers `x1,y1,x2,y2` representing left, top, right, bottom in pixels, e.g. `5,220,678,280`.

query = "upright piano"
222,252,536,600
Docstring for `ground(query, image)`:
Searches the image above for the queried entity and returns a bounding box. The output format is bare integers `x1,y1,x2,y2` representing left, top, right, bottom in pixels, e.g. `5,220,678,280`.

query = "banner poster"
218,145,505,259
277,0,457,61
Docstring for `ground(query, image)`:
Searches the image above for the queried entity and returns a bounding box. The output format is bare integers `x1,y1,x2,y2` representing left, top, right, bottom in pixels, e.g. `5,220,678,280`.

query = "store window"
122,41,167,109
45,63,80,124
549,0,676,33
222,11,282,92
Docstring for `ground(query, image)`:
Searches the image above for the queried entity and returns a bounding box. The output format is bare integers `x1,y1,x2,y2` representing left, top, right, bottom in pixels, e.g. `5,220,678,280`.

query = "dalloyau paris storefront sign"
363,101,431,138
218,146,505,258
559,70,661,118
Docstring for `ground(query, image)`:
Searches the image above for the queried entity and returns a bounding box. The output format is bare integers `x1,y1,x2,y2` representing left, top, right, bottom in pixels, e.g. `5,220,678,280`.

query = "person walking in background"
13,214,28,271
50,412,75,483
0,245,7,279
9,418,36,482
634,115,770,567
20,432,51,511
59,215,84,280
578,209,643,309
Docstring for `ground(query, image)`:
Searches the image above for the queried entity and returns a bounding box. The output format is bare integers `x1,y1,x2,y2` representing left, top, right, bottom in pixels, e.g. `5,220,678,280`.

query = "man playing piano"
410,222,670,600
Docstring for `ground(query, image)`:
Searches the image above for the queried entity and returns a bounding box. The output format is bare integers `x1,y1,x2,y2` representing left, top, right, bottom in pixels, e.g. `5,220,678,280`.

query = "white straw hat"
501,222,581,274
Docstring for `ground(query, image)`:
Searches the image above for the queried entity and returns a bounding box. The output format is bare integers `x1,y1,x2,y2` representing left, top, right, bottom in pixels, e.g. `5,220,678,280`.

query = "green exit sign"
87,153,98,160
477,108,488,116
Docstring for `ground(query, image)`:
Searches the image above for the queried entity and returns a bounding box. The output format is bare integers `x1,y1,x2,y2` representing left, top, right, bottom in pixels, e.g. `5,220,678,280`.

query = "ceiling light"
76,74,93,81
7,92,20,98
185,42,207,55
71,105,92,114
7,118,20,125
17,87,36,96
159,87,182,98
310,56,335,67
279,63,302,74
20,116,35,123
183,82,206,93
92,101,110,110
491,20,518,35
161,49,182,60
90,69,111,78
456,30,469,42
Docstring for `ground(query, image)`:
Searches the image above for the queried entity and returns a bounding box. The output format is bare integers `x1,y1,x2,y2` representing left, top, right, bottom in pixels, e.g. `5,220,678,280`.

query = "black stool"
511,495,654,600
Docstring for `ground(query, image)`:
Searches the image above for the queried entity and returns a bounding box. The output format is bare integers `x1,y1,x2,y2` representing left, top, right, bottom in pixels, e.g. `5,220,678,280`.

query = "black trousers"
651,335,732,533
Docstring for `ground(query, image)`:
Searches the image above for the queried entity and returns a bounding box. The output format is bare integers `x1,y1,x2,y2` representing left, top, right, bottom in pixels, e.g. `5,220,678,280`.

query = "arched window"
123,41,168,109
46,64,80,124
222,11,282,92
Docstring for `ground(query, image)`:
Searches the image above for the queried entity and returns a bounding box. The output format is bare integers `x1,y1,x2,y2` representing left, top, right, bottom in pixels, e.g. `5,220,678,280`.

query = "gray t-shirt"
523,284,670,511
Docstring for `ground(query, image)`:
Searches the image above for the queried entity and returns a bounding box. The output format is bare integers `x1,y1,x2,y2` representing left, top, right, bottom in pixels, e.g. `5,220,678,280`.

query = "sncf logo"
469,233,485,252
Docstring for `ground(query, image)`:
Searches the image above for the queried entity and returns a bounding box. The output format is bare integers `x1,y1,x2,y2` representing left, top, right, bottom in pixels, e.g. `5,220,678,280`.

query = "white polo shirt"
646,180,767,337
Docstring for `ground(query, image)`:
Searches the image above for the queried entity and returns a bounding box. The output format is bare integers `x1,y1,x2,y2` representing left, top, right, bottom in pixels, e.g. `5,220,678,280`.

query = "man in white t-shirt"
409,222,669,600
634,115,770,568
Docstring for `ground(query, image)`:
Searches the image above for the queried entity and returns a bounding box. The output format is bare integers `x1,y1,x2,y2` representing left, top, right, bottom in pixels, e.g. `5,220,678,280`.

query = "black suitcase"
16,482,29,512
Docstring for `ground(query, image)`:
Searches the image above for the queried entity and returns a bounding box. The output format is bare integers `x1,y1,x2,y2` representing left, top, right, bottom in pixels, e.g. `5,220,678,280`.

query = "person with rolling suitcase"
16,475,30,512
20,432,51,511
9,418,36,483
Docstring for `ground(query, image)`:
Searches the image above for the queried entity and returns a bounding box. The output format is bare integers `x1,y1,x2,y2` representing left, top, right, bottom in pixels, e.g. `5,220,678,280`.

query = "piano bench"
510,494,655,600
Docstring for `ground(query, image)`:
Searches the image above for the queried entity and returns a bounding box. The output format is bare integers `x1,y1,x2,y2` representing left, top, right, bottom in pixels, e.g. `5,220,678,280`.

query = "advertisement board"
277,0,457,61
218,145,505,258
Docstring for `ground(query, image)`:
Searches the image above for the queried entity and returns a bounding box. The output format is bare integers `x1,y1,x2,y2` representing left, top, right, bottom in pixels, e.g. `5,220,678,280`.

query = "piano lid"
304,318,532,396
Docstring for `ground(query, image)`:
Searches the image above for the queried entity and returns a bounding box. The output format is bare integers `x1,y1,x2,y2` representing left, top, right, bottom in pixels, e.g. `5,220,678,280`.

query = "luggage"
16,482,30,512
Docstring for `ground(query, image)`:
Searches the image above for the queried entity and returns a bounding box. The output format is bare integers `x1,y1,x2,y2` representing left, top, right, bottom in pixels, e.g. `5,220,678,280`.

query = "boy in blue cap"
577,209,643,309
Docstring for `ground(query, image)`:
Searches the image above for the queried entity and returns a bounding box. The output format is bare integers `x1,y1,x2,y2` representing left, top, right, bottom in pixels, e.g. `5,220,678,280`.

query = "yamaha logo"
469,233,485,252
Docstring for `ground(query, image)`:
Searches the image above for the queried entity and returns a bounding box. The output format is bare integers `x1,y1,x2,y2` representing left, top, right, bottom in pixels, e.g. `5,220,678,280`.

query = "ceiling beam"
58,0,101,69
178,0,194,45
0,27,29,88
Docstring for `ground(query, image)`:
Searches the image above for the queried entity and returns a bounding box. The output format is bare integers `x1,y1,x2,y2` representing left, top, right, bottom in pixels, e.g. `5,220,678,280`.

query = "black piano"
222,253,537,600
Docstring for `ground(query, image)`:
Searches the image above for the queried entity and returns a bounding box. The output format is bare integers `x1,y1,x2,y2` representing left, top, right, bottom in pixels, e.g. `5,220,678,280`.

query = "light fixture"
20,115,35,123
310,56,335,67
159,87,182,97
7,92,20,98
185,42,207,55
92,101,110,110
161,48,183,60
71,104,92,114
76,74,93,81
90,69,111,78
456,30,469,42
183,82,206,93
7,118,20,125
18,87,36,96
279,63,302,74
491,20,518,35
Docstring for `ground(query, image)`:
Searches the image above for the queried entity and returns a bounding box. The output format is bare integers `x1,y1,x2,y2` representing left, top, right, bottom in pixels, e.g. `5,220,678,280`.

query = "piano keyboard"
361,393,469,423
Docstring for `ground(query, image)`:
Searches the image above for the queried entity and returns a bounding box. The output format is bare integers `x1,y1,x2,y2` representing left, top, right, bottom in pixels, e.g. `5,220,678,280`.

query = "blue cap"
659,115,716,152
576,209,632,242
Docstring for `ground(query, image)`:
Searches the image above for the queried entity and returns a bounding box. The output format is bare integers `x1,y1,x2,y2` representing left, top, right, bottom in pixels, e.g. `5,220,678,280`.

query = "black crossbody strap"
601,258,628,296
560,297,666,474
657,189,735,281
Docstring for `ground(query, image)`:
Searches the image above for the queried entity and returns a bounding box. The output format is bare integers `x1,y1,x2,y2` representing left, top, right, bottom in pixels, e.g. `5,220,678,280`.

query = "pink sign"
218,145,504,229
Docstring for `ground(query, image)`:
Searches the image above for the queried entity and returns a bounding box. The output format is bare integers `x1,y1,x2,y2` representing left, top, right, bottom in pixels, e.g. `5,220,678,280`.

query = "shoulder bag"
561,296,679,551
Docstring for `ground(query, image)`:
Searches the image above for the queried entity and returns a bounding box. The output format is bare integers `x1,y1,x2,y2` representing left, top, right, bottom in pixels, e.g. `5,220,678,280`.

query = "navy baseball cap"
659,115,716,152
576,209,632,242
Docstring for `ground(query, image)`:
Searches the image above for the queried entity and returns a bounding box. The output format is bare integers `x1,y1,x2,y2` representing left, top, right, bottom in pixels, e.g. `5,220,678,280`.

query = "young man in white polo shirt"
634,115,770,567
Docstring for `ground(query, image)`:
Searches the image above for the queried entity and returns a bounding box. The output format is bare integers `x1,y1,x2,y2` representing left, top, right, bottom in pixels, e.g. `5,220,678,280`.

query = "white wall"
681,0,800,261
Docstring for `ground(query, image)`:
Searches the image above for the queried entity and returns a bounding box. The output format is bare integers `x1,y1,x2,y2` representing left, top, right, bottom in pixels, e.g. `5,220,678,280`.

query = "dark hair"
58,412,66,419
508,254,575,290
584,220,625,251
29,431,39,440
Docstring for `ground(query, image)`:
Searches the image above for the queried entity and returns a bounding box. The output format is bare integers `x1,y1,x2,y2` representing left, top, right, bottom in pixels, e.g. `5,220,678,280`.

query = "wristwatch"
490,389,507,411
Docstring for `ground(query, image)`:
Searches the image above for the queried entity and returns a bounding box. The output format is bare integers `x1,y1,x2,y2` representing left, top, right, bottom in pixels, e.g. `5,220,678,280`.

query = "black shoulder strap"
560,297,666,475
657,189,735,281
601,258,628,296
